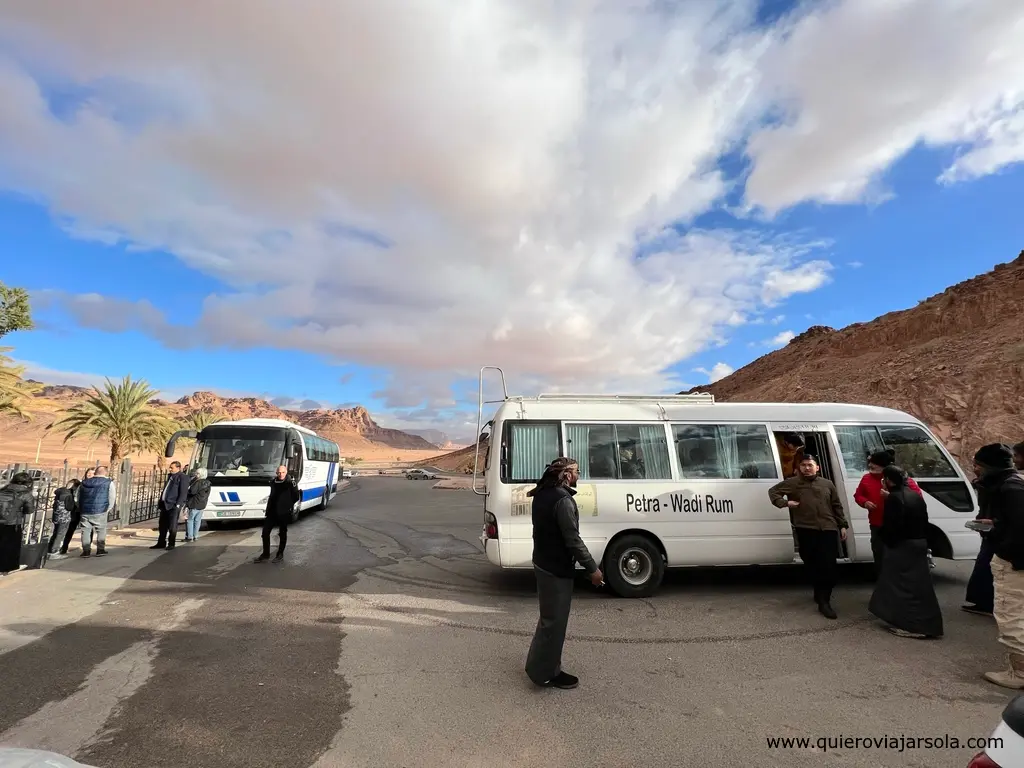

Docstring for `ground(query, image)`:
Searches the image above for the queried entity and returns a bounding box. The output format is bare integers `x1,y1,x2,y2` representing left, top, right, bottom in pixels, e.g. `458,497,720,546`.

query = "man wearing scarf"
524,457,603,690
976,444,1024,688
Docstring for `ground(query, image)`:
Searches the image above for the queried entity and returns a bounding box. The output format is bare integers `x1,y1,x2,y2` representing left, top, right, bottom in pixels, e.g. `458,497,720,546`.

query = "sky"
0,0,1022,445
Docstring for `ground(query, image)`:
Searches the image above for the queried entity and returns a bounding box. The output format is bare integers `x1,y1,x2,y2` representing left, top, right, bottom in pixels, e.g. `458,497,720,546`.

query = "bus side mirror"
289,444,299,459
165,429,198,458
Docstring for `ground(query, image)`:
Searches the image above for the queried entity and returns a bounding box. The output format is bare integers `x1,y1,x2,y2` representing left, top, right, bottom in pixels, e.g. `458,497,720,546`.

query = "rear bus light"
968,752,1001,768
484,511,498,540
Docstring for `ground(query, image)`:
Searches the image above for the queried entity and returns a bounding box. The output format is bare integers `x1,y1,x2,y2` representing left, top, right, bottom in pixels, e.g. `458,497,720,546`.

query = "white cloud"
0,0,1021,411
694,362,735,383
744,0,1024,214
770,330,796,346
847,261,864,269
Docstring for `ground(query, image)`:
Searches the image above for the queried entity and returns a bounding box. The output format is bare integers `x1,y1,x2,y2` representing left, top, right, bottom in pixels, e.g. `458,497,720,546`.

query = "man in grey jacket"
524,457,604,690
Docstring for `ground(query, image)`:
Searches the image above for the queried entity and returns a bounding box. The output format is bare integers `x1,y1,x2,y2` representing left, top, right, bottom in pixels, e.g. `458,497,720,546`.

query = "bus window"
833,425,885,475
877,425,958,478
506,422,560,483
673,424,779,480
565,424,672,480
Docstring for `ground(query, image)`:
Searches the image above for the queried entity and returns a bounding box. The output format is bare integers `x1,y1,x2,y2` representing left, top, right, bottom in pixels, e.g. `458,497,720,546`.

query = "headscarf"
526,457,579,497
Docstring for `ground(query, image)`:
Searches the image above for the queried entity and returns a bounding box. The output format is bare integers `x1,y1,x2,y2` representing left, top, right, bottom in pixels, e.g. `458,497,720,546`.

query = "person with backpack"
0,472,35,575
47,480,78,560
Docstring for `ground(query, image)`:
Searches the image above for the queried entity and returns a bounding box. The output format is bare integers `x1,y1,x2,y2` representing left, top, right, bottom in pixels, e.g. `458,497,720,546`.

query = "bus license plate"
217,510,243,517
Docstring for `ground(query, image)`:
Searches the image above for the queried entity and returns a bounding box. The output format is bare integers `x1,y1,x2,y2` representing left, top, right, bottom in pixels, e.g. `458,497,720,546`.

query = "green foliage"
50,376,178,464
0,347,41,419
0,282,33,339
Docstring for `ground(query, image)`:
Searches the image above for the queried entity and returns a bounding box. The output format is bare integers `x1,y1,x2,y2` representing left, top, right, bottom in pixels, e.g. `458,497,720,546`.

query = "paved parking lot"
0,476,1011,767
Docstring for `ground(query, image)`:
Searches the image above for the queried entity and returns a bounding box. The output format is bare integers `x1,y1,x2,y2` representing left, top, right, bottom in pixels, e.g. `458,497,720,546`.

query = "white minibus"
473,367,980,598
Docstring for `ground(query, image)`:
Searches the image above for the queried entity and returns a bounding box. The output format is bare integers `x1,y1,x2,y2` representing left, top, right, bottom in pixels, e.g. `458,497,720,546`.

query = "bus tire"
317,489,329,511
603,534,665,598
290,503,301,523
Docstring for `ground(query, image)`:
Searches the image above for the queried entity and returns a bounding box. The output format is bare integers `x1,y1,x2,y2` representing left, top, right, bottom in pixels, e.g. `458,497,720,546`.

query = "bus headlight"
257,495,269,505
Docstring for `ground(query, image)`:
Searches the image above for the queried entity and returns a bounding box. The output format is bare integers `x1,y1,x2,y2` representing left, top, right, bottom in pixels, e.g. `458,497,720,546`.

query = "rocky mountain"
404,428,469,450
416,437,489,474
684,250,1024,469
1,386,440,465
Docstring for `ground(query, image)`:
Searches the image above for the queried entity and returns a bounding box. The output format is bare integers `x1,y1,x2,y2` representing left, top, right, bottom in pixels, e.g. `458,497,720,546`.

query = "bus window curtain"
510,424,559,482
565,424,591,480
714,426,742,479
637,425,672,479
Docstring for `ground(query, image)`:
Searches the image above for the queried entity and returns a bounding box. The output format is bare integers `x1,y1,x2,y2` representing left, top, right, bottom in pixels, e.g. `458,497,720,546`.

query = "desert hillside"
685,250,1024,468
1,387,447,468
417,437,489,474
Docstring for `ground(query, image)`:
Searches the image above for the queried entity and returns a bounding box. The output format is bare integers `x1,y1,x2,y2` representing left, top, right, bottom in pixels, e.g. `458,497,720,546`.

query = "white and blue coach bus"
165,418,341,526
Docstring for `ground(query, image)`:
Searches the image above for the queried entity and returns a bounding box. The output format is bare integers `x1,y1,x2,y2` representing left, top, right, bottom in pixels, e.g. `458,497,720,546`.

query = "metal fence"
126,469,166,526
4,460,165,551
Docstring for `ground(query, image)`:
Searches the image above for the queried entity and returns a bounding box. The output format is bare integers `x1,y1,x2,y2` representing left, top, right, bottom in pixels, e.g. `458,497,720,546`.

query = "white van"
472,368,980,598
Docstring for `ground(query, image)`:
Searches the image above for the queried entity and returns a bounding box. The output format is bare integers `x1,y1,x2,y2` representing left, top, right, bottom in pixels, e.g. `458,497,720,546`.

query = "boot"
984,653,1024,689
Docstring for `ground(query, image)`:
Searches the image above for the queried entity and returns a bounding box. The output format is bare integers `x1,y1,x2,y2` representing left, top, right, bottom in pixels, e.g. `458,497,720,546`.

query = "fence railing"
5,459,165,548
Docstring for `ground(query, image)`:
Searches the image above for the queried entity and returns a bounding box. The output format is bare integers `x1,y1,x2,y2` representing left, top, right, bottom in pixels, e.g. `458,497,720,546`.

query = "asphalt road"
0,476,1014,767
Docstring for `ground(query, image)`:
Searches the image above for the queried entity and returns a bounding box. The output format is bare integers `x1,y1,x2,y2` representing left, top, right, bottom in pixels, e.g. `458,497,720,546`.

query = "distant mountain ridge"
6,386,440,460
683,250,1024,468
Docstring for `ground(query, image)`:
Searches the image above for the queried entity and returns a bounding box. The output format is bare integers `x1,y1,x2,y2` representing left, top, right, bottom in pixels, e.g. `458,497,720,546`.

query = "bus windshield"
193,426,290,484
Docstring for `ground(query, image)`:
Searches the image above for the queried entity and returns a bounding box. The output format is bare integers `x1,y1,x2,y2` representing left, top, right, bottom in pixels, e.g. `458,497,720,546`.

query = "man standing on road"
973,444,1024,688
77,466,115,558
154,461,189,551
525,457,603,690
769,455,849,620
255,465,300,564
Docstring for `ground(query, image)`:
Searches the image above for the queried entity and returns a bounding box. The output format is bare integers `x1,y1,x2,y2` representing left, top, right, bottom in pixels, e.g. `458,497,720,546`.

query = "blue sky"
1,1,1022,442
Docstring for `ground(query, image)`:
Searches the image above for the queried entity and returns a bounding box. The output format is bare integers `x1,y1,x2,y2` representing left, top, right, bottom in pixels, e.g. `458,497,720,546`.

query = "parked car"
342,470,352,479
968,693,1024,766
405,469,437,480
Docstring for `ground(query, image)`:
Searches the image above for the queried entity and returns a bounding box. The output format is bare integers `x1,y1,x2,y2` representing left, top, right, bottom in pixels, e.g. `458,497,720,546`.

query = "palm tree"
182,409,223,432
50,376,178,465
0,347,41,419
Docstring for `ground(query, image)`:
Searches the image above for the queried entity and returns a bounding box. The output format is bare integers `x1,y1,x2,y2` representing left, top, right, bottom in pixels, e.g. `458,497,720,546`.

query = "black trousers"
261,517,289,557
157,503,180,546
869,525,885,574
525,566,574,684
60,512,80,554
795,527,839,604
0,524,21,573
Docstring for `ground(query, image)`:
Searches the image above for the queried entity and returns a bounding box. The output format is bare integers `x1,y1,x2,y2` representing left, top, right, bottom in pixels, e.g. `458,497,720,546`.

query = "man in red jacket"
854,449,921,571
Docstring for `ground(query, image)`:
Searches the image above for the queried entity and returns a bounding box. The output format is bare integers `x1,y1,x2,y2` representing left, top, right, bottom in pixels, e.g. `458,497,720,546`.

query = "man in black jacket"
525,457,603,690
154,461,189,551
975,444,1024,688
255,465,300,564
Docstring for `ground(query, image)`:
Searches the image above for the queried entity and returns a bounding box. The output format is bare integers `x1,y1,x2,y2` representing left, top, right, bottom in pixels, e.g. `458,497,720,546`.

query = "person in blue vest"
77,466,115,558
153,461,190,550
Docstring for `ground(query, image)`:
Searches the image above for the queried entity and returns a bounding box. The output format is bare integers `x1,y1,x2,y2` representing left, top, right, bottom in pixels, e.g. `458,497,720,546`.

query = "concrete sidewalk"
0,534,169,655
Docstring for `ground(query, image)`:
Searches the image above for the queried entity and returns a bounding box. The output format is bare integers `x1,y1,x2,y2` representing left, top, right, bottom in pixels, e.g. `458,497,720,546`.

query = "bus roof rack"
532,392,715,404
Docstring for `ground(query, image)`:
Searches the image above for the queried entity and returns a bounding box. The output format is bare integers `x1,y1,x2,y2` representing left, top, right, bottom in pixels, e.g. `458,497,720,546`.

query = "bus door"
770,422,854,561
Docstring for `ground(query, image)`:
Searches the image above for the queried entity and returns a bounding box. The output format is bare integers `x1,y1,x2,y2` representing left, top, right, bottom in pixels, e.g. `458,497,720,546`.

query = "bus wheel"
290,503,301,523
603,534,665,598
317,489,329,511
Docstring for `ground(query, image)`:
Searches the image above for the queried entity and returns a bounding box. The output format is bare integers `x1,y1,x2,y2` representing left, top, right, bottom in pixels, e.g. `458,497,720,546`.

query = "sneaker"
95,549,107,557
150,543,165,550
273,554,284,563
818,602,838,620
541,672,579,690
254,554,270,563
49,553,68,560
80,550,91,558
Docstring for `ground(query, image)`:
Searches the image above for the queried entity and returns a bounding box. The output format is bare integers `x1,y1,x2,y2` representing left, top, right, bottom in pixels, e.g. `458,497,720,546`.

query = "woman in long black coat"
868,465,944,639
